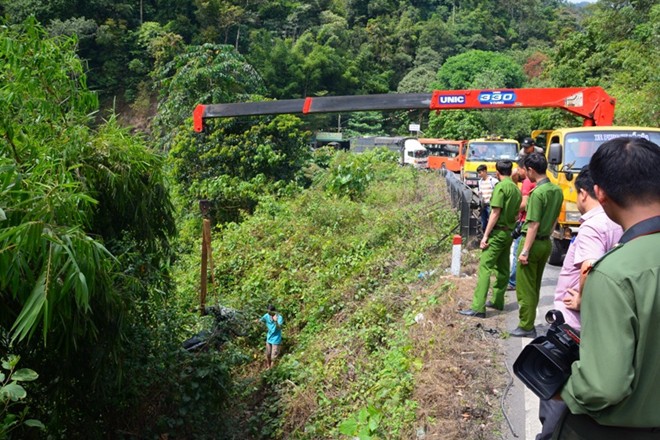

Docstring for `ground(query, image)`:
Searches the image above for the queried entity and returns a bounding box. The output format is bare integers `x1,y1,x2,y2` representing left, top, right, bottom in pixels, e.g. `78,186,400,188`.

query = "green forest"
0,0,658,438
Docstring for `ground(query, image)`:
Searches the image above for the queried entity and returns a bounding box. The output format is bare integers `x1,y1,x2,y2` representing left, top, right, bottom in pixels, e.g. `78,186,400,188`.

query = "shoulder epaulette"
591,242,624,270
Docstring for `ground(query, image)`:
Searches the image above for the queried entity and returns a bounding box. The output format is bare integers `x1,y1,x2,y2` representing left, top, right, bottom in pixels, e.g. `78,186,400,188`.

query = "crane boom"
193,93,432,132
193,87,615,132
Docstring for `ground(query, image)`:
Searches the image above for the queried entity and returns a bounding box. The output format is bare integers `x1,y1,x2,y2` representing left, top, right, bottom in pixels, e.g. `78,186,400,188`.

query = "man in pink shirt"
552,167,623,331
535,166,623,440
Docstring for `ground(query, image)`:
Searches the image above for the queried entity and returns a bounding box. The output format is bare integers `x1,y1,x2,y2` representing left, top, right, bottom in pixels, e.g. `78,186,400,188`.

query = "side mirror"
548,143,563,165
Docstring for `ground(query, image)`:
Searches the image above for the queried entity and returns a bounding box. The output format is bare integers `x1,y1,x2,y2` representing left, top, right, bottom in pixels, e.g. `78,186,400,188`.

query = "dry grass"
408,273,509,440
282,382,320,434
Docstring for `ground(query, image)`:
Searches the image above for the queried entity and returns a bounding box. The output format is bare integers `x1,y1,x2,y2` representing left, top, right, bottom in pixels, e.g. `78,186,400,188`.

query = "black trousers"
552,411,660,440
537,399,566,440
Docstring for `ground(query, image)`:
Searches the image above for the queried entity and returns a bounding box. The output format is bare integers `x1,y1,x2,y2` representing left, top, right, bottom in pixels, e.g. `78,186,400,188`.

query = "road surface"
501,262,561,440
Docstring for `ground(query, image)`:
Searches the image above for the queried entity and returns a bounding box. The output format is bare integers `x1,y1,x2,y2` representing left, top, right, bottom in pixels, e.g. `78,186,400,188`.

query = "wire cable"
501,360,520,438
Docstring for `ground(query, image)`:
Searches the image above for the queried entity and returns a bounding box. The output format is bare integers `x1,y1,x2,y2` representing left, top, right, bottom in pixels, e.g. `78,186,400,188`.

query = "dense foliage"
152,43,265,149
0,18,173,350
0,19,178,437
0,0,658,437
0,355,43,438
168,114,311,224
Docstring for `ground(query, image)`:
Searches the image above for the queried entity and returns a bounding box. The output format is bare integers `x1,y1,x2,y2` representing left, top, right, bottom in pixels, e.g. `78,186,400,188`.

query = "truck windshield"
408,149,429,158
466,142,517,161
564,131,660,171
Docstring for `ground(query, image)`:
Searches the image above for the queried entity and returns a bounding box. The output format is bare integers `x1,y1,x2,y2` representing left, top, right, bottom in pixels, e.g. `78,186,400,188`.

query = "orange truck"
419,138,466,172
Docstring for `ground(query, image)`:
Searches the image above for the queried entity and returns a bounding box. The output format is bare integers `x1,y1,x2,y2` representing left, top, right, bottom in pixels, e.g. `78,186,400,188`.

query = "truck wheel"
549,238,568,266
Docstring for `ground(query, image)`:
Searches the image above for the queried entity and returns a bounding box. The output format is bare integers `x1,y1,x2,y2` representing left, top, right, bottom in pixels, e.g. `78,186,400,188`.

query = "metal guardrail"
439,169,481,242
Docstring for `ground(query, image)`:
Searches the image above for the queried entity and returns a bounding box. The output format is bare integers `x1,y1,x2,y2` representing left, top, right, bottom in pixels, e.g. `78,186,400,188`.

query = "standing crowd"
459,137,660,439
460,149,563,338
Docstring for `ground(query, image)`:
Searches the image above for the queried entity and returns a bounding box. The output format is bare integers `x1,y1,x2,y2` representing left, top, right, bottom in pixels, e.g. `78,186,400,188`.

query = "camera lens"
529,344,563,384
513,311,581,400
513,341,572,400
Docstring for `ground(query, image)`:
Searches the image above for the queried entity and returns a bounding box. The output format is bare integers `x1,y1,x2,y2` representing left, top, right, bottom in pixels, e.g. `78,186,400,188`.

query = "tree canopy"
1,0,655,130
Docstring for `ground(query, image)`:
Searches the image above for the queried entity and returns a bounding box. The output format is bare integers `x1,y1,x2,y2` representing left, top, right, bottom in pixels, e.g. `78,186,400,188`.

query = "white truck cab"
400,138,429,169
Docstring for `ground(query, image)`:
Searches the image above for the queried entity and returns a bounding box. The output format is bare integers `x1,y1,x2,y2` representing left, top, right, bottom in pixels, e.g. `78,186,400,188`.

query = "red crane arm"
193,87,615,132
428,87,614,126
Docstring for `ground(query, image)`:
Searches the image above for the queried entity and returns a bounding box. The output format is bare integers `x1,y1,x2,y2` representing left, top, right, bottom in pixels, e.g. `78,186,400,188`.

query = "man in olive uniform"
512,153,563,337
459,160,522,318
554,137,660,439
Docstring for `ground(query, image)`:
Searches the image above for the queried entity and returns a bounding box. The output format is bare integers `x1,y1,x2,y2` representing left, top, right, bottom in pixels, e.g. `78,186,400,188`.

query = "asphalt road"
500,262,561,440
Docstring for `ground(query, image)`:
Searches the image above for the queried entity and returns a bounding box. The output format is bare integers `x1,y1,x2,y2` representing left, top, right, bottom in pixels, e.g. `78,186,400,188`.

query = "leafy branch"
0,355,44,439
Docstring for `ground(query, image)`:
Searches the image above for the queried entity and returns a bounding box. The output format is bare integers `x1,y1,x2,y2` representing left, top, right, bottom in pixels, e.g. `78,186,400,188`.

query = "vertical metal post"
451,235,462,276
199,200,211,316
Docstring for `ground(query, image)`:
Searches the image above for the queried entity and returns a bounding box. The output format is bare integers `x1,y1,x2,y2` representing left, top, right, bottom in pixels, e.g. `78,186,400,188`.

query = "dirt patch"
408,272,511,440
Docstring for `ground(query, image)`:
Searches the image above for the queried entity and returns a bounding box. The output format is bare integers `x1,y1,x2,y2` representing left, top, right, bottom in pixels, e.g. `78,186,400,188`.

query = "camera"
513,310,580,400
511,220,523,239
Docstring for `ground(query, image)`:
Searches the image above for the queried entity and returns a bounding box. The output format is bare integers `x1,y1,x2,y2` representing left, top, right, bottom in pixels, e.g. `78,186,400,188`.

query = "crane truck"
462,135,519,188
193,86,660,265
538,125,660,264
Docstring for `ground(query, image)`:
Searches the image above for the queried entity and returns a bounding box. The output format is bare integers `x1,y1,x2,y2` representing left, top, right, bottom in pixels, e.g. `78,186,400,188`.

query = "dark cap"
522,137,535,148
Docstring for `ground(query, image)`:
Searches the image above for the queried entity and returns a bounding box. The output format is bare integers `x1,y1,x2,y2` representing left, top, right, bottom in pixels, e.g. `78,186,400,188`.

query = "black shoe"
510,327,537,338
458,309,486,318
506,284,516,291
485,300,503,310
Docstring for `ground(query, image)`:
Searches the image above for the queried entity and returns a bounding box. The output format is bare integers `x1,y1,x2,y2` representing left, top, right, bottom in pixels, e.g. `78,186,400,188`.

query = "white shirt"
478,175,498,204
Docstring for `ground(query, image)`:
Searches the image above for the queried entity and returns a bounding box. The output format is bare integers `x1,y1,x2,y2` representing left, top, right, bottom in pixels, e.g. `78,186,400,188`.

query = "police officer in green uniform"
512,153,563,337
553,137,660,439
459,160,521,318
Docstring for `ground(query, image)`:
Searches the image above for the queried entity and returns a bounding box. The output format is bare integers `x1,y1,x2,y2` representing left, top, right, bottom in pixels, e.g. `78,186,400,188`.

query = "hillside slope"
174,151,506,439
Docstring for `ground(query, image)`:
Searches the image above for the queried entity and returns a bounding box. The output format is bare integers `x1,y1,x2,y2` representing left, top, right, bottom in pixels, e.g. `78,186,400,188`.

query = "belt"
521,233,549,240
493,225,510,231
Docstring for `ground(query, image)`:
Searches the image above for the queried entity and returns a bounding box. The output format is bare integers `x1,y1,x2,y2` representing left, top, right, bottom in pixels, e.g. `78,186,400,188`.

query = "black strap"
592,215,660,268
619,215,660,244
535,177,550,187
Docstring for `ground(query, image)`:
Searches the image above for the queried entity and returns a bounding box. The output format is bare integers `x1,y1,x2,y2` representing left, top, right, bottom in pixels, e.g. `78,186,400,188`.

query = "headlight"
566,211,582,223
564,202,579,221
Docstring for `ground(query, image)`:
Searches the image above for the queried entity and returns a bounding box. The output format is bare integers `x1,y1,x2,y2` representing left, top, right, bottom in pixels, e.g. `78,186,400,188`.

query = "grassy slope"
174,153,505,439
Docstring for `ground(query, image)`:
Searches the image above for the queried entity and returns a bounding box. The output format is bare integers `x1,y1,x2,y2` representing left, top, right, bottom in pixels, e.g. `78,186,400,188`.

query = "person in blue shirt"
258,305,284,369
